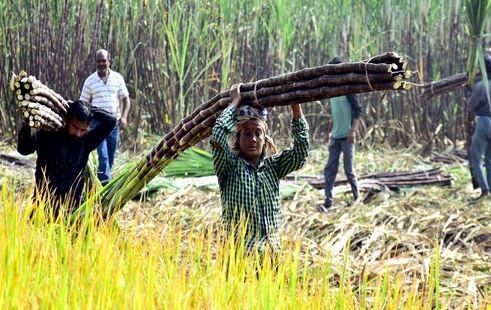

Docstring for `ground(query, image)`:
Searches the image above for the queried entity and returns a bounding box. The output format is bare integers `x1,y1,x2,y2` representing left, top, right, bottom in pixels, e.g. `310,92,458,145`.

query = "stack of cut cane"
73,52,415,218
10,71,68,131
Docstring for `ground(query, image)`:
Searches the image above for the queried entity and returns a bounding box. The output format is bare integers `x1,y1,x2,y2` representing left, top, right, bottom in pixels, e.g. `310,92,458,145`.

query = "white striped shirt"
80,69,129,117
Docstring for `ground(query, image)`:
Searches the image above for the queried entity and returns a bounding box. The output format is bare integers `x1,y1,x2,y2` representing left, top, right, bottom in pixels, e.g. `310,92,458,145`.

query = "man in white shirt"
80,49,131,184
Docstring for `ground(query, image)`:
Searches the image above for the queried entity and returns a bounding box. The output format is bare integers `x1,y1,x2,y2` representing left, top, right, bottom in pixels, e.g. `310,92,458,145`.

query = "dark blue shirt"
467,80,491,116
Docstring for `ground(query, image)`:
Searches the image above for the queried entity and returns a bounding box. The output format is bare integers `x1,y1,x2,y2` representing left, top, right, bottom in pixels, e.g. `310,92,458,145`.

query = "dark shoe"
317,203,332,213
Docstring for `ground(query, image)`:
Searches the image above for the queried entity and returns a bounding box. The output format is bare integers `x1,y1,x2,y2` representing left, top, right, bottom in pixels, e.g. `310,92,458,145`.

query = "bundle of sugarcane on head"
72,51,415,219
10,71,69,130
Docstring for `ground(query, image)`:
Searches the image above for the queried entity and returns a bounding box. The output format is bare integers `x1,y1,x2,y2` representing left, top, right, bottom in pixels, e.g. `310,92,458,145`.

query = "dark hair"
67,100,93,123
328,56,344,65
485,54,491,74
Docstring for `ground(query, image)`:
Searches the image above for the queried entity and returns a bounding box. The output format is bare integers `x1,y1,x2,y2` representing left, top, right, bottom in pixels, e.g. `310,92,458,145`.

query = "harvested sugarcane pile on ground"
10,71,68,131
420,72,471,99
429,148,468,165
77,52,415,217
289,167,453,192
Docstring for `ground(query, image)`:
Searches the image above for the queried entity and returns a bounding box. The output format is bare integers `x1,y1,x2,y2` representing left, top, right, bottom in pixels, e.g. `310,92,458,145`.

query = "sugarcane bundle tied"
72,52,415,219
10,71,69,131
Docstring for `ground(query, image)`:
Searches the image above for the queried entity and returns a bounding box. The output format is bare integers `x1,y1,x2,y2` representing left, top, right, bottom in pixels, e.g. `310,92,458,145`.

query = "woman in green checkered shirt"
211,84,310,253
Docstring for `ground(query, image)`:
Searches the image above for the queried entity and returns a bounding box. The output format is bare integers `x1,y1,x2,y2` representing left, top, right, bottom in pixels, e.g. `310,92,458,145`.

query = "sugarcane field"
1,0,491,308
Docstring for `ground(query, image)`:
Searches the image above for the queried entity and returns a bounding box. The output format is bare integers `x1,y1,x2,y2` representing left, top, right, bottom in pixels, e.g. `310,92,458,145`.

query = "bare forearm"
231,97,241,108
291,104,302,120
351,118,360,132
229,83,242,108
120,96,131,118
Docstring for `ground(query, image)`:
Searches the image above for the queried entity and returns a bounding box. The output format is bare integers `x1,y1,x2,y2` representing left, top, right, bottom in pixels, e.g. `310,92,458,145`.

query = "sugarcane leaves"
164,4,192,121
464,0,491,87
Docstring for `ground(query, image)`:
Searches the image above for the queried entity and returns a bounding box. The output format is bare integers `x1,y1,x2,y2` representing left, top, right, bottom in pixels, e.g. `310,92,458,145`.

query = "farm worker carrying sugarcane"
467,54,491,200
320,57,362,211
211,83,310,254
80,49,131,185
17,100,117,217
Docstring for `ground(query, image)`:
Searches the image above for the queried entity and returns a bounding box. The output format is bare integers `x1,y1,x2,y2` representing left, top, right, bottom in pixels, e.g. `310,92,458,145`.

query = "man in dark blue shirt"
468,54,491,199
17,100,117,216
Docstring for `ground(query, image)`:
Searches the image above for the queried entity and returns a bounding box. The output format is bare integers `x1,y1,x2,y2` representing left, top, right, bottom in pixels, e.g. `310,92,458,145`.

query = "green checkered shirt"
211,106,310,252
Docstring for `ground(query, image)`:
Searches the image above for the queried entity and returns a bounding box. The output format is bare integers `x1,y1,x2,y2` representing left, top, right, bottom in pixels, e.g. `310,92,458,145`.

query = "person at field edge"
17,100,117,217
468,53,491,199
210,83,310,254
80,49,131,185
320,57,362,211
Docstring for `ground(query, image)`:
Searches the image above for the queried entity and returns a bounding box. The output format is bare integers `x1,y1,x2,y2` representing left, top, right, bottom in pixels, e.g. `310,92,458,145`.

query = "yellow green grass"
0,183,488,308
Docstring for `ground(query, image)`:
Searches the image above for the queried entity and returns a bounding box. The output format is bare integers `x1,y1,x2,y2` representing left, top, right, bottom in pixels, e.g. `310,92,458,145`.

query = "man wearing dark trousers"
17,100,117,216
468,54,491,199
321,57,362,211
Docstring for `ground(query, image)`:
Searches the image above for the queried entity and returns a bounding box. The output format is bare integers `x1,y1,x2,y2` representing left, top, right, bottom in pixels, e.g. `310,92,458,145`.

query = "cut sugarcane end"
9,74,16,91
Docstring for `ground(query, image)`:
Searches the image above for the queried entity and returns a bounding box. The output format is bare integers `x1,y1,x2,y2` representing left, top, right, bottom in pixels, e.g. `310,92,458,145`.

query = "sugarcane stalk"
99,126,213,217
170,79,395,151
23,76,69,109
34,117,57,130
24,95,60,113
29,88,66,113
238,71,404,101
148,67,408,167
240,62,399,92
421,72,472,99
103,127,214,215
364,52,403,64
166,73,407,146
29,108,64,128
20,101,64,127
179,113,218,147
